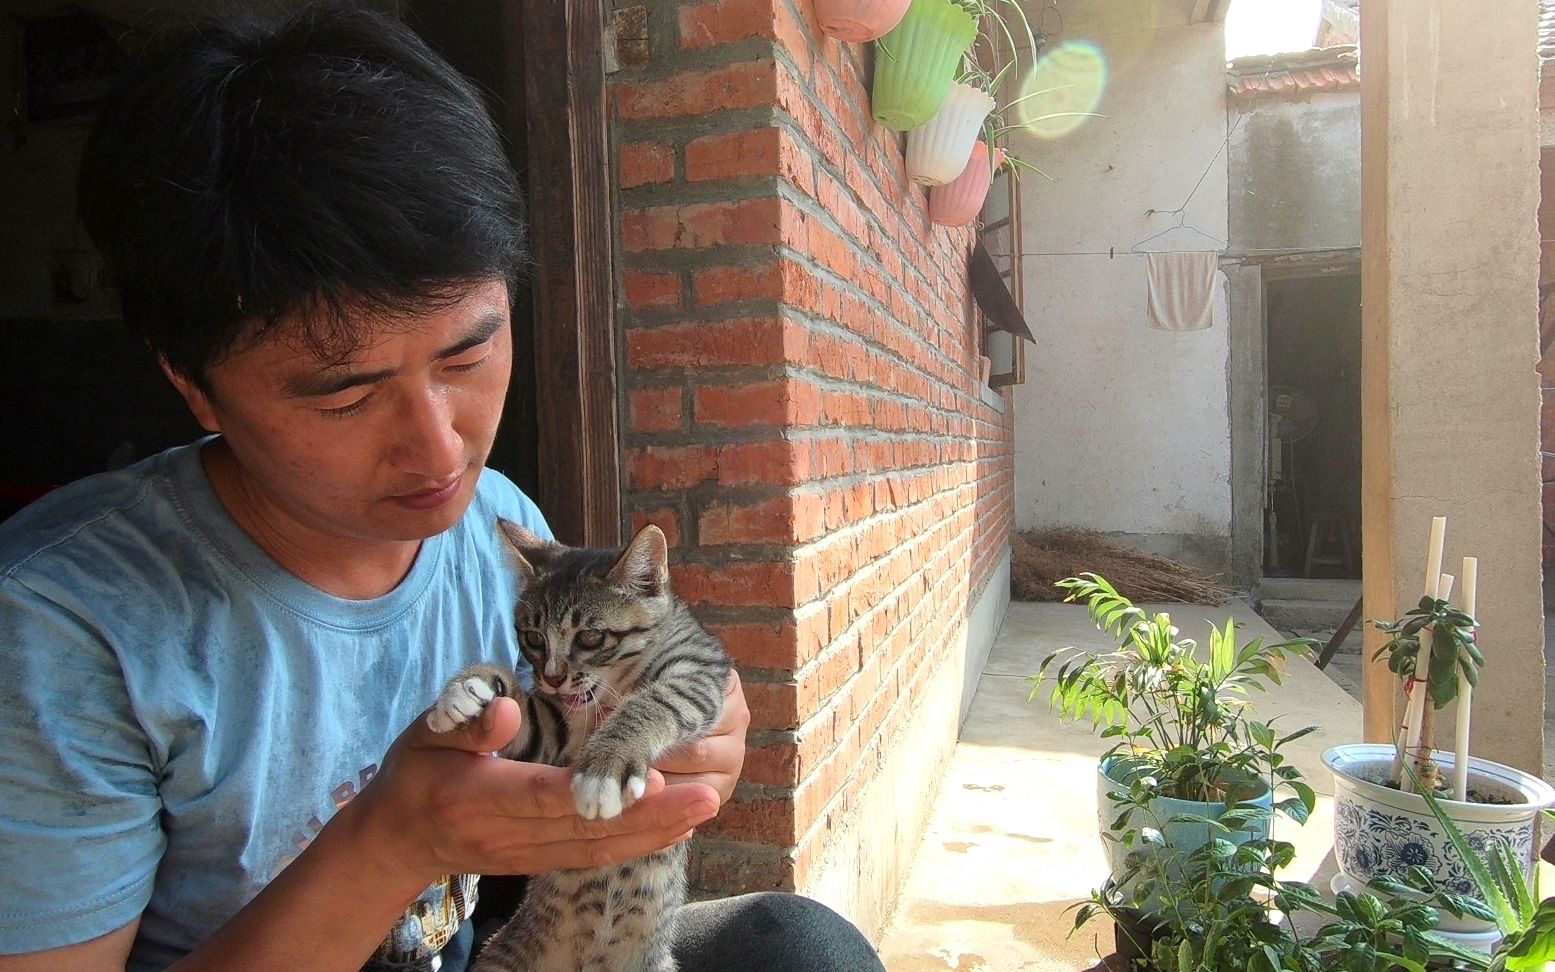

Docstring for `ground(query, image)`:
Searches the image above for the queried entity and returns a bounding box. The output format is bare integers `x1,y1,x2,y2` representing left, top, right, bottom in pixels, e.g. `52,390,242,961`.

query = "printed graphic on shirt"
274,764,478,968
270,763,379,880
363,873,479,970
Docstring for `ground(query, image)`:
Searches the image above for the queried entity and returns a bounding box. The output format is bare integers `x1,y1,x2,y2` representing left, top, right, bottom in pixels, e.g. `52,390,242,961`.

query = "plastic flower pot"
930,141,1005,226
1097,757,1273,917
905,83,995,186
870,0,978,131
1323,744,1555,934
816,0,911,43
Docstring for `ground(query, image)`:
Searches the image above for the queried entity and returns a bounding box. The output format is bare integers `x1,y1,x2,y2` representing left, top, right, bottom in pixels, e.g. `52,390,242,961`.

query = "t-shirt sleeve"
0,577,164,954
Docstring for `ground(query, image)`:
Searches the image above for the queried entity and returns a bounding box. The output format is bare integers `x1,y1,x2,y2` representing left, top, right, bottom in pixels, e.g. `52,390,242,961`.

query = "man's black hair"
78,4,527,385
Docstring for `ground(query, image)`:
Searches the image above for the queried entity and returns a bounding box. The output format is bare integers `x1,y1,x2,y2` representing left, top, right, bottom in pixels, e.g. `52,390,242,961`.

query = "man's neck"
201,443,421,600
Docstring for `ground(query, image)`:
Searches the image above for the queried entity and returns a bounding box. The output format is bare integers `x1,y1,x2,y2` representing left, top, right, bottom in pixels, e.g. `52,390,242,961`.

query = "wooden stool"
1304,512,1354,578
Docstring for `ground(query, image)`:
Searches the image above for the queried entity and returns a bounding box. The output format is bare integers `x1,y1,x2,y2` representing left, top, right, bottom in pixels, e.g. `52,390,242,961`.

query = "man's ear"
158,357,221,433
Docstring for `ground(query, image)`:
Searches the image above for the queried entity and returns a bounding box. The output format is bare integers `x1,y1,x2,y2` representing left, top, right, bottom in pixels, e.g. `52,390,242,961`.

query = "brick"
699,491,827,546
622,270,683,311
692,839,795,894
673,560,800,610
679,0,772,48
716,439,812,486
630,507,683,548
627,317,788,369
692,261,787,306
619,141,675,188
625,445,718,491
686,127,782,182
614,60,778,121
622,197,786,252
710,618,798,669
693,380,822,428
628,386,684,434
697,792,797,844
742,739,800,787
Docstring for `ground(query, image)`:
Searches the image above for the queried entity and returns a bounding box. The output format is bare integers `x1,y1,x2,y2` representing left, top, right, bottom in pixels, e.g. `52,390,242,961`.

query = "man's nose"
395,388,462,475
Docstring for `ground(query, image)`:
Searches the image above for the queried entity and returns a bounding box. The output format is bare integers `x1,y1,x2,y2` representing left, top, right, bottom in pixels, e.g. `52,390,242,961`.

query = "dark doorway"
0,2,616,536
1263,272,1362,578
405,0,539,501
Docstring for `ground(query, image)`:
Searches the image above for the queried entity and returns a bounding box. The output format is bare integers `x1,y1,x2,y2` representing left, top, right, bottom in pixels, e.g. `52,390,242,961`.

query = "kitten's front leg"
571,685,726,820
426,664,519,733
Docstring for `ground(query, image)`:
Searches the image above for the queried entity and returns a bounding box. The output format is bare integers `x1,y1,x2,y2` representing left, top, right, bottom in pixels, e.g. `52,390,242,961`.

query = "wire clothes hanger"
1129,209,1227,253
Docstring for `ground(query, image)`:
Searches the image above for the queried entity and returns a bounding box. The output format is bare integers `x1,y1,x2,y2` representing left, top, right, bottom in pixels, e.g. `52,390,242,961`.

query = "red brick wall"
607,0,1016,902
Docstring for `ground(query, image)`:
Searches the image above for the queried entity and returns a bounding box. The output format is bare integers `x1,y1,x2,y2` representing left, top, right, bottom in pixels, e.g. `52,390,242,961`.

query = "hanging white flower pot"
905,82,995,186
815,0,911,43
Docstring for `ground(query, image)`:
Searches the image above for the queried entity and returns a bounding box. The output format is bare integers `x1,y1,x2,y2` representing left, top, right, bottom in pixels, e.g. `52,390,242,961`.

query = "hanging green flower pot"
871,0,978,131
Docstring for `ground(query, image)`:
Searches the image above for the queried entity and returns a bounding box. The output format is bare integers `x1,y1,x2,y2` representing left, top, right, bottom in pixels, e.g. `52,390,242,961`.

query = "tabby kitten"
427,520,731,972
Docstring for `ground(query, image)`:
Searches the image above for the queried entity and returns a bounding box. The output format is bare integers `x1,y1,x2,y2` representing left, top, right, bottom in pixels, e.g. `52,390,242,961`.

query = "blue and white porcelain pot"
1323,743,1555,933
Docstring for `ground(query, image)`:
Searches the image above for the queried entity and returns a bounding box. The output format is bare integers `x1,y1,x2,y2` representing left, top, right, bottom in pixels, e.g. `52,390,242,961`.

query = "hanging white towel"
1145,250,1218,331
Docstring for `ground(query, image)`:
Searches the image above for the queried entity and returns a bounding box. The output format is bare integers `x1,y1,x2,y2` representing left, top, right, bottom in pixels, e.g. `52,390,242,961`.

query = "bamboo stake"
1453,557,1478,801
1393,517,1447,790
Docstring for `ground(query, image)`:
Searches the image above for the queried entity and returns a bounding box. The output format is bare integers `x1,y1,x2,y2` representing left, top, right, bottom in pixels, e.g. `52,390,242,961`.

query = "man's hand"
344,697,721,894
652,670,750,804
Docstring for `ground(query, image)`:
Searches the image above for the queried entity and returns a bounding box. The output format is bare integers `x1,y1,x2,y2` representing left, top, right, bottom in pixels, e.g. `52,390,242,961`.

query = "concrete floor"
877,600,1364,972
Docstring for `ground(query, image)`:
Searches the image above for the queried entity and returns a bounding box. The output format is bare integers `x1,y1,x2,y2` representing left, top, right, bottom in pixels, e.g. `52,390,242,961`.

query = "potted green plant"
1321,518,1555,937
1033,574,1320,920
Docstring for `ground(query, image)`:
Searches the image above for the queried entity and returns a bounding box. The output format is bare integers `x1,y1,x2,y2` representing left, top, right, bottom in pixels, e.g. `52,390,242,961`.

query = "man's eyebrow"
434,311,506,361
284,312,506,398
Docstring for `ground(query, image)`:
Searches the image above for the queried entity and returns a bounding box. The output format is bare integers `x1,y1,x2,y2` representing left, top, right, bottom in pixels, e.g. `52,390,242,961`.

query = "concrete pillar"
1226,262,1266,590
1360,1,1545,774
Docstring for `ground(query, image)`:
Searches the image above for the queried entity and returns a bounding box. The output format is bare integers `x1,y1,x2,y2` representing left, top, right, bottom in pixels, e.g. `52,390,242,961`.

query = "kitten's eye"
575,629,605,650
521,630,546,650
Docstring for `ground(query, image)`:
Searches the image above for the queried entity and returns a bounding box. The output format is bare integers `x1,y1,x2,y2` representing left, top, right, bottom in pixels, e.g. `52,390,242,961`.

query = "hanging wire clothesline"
983,245,1360,257
985,62,1362,260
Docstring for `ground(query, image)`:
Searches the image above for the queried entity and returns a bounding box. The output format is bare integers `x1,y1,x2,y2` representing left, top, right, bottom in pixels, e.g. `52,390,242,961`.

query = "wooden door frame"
501,0,621,547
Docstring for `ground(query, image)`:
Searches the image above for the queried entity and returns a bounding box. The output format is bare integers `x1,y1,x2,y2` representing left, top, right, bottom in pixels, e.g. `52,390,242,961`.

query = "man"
0,7,882,971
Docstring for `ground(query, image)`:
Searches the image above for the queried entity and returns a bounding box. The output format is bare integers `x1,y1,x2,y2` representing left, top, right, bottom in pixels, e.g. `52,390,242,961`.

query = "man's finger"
519,827,699,873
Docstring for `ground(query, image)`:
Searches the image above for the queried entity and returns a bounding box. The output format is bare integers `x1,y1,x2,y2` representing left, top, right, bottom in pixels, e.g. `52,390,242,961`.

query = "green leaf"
1505,900,1555,970
1407,765,1520,935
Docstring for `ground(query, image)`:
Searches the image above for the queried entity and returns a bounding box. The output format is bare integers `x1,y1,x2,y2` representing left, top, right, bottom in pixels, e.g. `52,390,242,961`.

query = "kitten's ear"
606,525,670,597
496,519,558,578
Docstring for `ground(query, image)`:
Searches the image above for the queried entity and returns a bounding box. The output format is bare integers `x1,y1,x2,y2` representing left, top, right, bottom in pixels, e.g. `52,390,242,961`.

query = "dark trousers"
460,877,885,971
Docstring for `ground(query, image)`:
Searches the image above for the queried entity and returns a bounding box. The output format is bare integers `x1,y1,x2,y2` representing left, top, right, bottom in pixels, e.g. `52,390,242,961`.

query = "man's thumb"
422,696,522,754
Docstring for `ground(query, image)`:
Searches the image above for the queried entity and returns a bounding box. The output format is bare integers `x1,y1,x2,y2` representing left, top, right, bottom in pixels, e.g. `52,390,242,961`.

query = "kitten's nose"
541,671,567,689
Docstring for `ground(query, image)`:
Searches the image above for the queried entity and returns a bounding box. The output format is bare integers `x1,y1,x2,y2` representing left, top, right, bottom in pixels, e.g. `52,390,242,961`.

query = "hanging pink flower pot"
929,141,1005,227
905,82,995,186
816,0,911,43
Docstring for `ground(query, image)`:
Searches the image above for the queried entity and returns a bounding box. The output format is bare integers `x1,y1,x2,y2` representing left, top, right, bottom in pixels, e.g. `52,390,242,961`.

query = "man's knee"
673,892,884,972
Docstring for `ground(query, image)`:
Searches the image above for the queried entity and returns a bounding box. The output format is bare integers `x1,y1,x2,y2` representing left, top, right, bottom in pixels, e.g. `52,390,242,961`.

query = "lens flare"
1012,41,1108,140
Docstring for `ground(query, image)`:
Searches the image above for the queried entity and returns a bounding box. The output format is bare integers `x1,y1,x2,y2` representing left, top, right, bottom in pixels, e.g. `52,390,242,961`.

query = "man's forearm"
168,799,429,971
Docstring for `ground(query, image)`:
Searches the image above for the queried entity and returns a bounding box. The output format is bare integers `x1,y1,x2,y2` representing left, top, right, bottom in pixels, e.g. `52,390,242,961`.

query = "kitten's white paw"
626,775,647,803
572,772,625,820
427,676,496,733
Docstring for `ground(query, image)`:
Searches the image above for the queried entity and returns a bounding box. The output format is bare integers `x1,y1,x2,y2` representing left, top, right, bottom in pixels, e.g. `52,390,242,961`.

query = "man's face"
169,278,513,551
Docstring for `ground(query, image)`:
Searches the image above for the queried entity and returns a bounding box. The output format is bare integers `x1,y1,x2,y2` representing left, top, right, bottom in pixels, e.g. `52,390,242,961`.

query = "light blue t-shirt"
0,439,551,969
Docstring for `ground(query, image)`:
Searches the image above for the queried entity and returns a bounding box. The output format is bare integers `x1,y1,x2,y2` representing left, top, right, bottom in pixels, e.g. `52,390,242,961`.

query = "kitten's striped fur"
428,521,731,972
